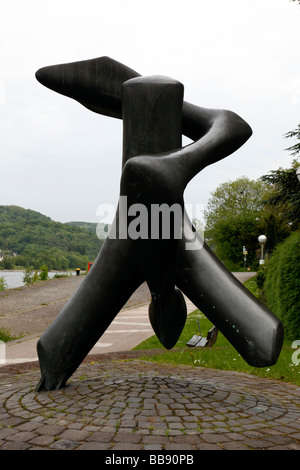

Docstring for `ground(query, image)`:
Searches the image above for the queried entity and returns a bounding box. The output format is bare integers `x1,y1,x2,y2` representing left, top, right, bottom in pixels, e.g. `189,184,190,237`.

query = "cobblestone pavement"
0,358,300,450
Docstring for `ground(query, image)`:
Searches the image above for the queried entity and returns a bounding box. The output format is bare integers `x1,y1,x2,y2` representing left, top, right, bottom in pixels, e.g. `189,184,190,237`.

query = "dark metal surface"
35,57,283,391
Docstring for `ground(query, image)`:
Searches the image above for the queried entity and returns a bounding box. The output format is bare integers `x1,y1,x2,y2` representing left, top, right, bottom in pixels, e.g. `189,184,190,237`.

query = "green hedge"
265,231,300,340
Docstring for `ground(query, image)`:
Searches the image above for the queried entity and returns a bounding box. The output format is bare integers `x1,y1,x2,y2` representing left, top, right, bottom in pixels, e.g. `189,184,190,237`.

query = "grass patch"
0,328,17,342
243,276,261,298
133,309,300,386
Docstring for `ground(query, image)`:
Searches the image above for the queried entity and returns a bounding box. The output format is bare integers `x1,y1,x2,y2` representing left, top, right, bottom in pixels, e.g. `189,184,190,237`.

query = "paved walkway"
0,272,300,451
0,276,196,364
0,274,152,338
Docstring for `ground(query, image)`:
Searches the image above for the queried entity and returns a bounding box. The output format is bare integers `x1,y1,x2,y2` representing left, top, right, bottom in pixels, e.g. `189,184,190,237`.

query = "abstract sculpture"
35,57,284,391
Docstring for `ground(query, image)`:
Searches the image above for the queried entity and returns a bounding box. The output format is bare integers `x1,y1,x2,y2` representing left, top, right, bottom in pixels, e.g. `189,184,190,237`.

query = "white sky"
0,0,299,223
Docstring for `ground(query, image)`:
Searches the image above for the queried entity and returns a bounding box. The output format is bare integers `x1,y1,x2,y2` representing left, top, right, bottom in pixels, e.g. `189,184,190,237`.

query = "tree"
205,176,267,232
260,160,300,228
204,176,292,270
0,255,15,270
284,124,300,158
209,214,260,270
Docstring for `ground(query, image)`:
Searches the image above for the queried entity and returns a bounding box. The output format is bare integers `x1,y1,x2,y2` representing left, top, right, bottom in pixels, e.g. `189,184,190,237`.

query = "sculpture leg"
176,214,284,367
36,234,144,391
120,76,188,349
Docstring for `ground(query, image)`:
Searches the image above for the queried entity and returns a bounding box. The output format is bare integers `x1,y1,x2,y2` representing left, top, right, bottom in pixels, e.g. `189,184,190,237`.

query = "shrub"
23,265,49,284
23,267,34,285
0,276,7,291
256,263,267,289
39,264,48,281
264,231,300,339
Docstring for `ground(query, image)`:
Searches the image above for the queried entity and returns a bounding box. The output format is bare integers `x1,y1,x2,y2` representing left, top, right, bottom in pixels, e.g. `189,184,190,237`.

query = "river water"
0,270,254,290
0,270,76,289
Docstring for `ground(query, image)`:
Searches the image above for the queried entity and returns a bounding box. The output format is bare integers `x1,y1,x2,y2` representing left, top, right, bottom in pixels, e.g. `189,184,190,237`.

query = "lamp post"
296,166,300,182
258,235,267,265
243,245,247,271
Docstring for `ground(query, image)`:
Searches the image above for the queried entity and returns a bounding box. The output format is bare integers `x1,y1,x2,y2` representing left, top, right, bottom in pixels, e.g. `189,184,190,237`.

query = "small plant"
32,270,40,283
0,328,16,342
54,272,70,278
23,267,34,285
39,264,48,281
0,276,7,291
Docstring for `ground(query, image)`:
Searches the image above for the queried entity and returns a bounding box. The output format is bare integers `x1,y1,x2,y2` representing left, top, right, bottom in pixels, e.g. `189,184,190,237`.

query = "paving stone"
28,434,55,446
112,442,141,450
113,432,141,443
172,434,202,445
224,432,245,441
87,431,115,442
264,435,295,445
1,417,24,427
49,438,80,450
142,435,169,445
5,431,38,442
196,442,222,450
144,444,164,450
59,428,90,441
243,438,273,449
201,433,229,444
221,441,250,450
0,428,19,440
164,443,195,450
77,441,112,450
14,422,42,432
0,441,31,450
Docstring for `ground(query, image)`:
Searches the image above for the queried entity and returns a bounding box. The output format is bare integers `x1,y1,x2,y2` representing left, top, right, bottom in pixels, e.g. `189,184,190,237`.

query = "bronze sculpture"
35,57,283,391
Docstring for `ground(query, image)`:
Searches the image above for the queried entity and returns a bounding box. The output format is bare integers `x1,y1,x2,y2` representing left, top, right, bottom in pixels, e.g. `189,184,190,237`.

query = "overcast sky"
1,0,299,225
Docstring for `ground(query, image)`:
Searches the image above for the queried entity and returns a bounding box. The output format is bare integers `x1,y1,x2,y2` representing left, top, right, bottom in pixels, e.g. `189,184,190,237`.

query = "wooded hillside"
0,206,103,270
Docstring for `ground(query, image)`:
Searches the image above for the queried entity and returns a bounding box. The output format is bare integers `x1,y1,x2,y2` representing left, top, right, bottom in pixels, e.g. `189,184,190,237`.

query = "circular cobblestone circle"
1,360,300,450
